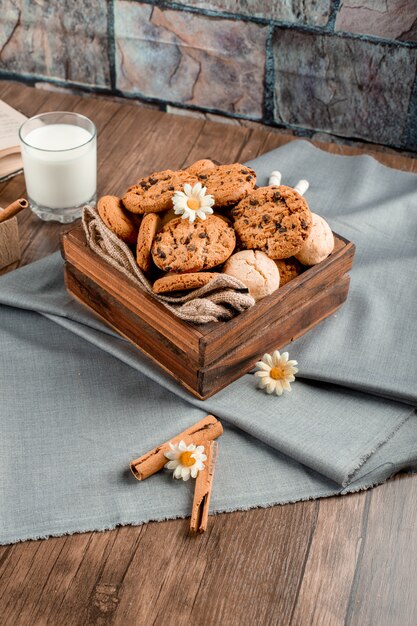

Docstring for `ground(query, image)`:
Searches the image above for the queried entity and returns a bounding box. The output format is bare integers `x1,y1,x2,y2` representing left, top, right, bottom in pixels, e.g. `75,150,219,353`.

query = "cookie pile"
96,159,334,303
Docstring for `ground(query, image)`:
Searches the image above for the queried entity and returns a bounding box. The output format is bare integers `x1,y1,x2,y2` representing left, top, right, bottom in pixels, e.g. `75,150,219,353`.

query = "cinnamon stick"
130,414,223,481
190,440,218,534
0,198,29,224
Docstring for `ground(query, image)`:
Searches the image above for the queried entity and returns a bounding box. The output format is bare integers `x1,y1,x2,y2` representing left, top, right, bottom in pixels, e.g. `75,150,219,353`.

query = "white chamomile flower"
172,182,214,223
254,350,298,396
164,440,207,481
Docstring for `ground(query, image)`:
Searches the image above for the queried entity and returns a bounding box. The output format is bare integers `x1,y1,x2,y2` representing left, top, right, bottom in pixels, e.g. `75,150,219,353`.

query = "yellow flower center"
187,198,200,211
269,366,286,380
180,451,195,467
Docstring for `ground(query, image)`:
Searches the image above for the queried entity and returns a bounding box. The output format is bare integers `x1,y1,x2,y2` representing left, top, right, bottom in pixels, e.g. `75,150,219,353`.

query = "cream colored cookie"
97,195,139,245
295,213,334,265
222,250,280,301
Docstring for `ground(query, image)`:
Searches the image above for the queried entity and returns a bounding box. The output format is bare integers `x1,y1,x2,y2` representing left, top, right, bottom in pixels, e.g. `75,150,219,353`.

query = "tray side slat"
65,263,200,390
61,226,203,357
201,235,355,364
198,274,351,397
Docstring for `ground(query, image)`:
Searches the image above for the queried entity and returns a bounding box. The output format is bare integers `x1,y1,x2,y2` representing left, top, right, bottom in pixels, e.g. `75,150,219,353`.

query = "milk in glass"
19,112,96,223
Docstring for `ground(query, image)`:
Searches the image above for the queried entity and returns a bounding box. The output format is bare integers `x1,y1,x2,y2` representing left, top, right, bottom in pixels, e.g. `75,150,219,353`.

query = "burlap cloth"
82,206,255,324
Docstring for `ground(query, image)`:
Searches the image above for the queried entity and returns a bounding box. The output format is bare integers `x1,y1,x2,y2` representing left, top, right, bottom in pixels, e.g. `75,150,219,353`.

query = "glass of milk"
19,112,96,223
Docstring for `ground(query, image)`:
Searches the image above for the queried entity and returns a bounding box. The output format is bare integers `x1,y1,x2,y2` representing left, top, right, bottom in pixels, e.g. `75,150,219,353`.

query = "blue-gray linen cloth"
0,141,416,544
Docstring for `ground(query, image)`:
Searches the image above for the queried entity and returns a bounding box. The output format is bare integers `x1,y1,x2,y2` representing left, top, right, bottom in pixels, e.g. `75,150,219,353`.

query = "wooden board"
0,81,416,626
61,225,355,399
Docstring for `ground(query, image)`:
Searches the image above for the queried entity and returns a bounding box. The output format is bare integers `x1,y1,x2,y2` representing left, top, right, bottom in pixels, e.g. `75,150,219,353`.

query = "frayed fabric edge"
342,408,416,488
1,466,415,547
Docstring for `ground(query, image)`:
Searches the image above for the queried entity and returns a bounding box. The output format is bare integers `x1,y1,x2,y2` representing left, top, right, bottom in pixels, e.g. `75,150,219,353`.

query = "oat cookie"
232,185,312,259
274,257,303,286
151,215,236,273
153,272,220,294
136,213,161,274
122,170,198,214
198,163,256,207
97,195,139,245
185,159,217,177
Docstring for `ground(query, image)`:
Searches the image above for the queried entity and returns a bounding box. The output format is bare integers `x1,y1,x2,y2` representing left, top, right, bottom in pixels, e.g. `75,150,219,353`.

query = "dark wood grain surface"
0,81,416,626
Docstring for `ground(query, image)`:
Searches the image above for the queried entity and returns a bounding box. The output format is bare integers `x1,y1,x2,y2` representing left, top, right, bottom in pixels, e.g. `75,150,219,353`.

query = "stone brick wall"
1,1,416,150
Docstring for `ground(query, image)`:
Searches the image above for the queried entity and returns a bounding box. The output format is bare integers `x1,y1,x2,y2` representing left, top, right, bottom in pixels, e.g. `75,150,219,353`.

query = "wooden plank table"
0,81,416,626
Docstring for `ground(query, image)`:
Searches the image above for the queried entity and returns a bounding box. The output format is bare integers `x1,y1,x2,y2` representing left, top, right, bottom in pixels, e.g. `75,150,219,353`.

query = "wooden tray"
61,225,355,399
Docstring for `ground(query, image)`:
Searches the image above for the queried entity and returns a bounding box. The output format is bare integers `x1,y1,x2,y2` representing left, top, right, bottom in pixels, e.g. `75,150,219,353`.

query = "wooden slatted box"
61,225,355,399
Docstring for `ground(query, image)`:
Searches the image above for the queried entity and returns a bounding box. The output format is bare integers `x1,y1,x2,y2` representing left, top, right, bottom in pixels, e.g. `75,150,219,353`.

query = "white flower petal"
281,352,289,363
255,370,270,378
178,440,187,451
258,377,269,389
192,182,202,195
263,354,273,366
191,466,199,478
184,183,192,196
164,451,176,460
173,466,182,479
256,361,271,372
181,467,191,480
169,442,176,450
200,454,207,462
274,380,283,393
272,350,281,363
287,375,295,383
196,445,205,453
267,380,277,393
196,210,207,220
165,460,178,470
274,385,284,396
282,380,292,391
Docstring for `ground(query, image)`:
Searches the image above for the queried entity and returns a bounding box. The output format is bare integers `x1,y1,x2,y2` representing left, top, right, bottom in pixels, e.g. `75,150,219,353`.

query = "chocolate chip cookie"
122,170,198,214
153,272,220,294
136,213,160,274
97,195,139,245
185,159,217,177
274,257,303,286
232,186,312,259
151,215,236,273
197,163,256,207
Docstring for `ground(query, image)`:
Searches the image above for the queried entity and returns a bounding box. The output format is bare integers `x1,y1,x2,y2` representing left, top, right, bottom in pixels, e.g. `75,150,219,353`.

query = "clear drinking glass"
19,111,97,223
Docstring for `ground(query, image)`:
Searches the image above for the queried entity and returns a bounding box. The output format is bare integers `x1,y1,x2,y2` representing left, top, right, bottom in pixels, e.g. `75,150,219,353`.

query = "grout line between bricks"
326,0,341,32
107,0,117,91
263,24,275,124
403,64,417,150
